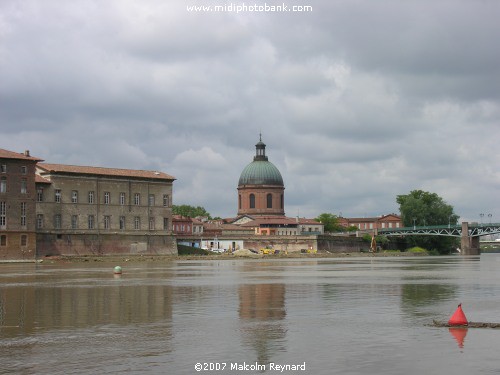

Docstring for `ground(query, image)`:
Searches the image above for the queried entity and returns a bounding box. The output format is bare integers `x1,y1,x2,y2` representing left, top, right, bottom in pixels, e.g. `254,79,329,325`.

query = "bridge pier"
461,222,480,255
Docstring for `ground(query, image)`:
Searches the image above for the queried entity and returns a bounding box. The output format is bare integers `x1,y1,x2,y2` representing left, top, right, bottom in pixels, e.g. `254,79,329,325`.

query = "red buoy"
448,303,468,326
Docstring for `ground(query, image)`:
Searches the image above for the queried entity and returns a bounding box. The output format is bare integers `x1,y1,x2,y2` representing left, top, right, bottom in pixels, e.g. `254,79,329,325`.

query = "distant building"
237,135,285,217
338,214,402,233
0,149,43,260
239,216,323,236
35,163,177,256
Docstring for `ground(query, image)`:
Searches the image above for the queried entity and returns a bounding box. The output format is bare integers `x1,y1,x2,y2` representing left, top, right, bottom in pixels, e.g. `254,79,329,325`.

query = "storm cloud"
1,0,499,222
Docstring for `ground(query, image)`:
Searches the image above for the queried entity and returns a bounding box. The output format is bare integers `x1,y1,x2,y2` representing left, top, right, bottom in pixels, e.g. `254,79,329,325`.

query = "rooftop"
37,163,176,181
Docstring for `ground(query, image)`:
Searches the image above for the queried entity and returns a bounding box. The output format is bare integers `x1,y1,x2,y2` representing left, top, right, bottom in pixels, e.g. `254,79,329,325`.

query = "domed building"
237,136,285,217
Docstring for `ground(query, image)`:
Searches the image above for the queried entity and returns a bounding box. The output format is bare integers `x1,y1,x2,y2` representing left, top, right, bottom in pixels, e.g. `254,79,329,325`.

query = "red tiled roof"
0,148,43,162
239,216,323,227
35,174,51,184
37,163,175,181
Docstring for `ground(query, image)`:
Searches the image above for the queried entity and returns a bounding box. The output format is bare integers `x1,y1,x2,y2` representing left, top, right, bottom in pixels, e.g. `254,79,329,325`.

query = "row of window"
1,165,27,174
38,189,170,207
37,214,170,231
173,224,201,232
0,177,28,194
0,201,27,228
0,234,28,247
239,193,284,209
355,222,401,229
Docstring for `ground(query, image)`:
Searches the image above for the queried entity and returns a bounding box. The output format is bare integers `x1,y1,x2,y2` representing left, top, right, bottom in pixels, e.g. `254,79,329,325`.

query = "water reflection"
0,268,174,338
401,284,457,318
238,283,287,365
448,327,468,348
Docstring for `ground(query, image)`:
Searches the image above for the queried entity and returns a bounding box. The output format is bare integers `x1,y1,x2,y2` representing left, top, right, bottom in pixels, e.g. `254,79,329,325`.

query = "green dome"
238,160,284,186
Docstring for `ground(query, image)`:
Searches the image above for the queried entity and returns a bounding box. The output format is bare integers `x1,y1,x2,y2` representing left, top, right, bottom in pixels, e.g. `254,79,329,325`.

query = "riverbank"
25,250,430,264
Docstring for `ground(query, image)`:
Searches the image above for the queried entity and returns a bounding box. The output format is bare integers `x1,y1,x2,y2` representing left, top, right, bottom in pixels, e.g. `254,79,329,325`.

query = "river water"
1,255,500,375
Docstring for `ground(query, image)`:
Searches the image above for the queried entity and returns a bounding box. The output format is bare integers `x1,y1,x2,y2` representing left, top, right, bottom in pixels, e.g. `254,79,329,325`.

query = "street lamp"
488,213,492,224
480,213,484,225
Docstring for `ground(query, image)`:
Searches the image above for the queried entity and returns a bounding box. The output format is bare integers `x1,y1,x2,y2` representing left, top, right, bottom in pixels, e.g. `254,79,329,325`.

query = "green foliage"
316,213,345,233
172,205,212,219
406,246,428,254
396,189,460,254
177,244,210,255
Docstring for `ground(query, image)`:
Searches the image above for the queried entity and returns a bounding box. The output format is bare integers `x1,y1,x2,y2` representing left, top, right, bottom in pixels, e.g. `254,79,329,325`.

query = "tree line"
174,189,460,254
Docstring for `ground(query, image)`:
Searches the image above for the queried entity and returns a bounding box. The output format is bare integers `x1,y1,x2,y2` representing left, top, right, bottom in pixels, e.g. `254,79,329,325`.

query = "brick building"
338,214,402,233
35,163,177,256
0,149,43,260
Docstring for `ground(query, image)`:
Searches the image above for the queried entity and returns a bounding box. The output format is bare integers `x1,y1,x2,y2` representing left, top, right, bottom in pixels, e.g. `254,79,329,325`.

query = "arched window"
249,194,255,209
267,193,272,208
239,194,242,209
280,194,284,209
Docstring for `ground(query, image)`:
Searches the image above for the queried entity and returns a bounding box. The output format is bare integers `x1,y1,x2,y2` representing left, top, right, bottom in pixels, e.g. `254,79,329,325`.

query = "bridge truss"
378,223,500,238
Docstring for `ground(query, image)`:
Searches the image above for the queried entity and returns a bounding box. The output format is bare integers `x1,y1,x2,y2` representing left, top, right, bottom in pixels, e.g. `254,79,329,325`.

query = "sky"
1,0,499,223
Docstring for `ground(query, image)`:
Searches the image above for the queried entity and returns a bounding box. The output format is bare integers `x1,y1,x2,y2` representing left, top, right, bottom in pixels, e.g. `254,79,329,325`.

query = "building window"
54,214,62,229
163,194,169,207
37,214,44,229
72,190,78,203
281,194,284,209
37,188,43,202
0,177,6,193
55,189,61,203
0,201,6,228
104,192,110,205
267,193,272,209
21,178,27,194
134,193,140,206
104,215,111,229
88,191,94,204
71,215,78,229
1,165,6,173
249,194,255,209
239,195,241,209
21,166,27,174
20,235,27,246
119,216,125,230
120,192,126,205
149,194,155,206
163,218,169,230
0,235,6,246
88,215,95,229
134,216,140,230
149,217,155,230
20,202,26,227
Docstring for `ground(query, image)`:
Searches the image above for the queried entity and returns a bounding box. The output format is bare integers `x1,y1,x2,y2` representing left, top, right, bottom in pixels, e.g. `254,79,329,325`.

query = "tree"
316,213,346,233
396,190,460,254
172,205,212,219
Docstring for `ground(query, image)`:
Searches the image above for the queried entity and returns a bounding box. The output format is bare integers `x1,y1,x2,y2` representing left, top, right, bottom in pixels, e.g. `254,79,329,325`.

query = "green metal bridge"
378,223,500,238
377,222,500,255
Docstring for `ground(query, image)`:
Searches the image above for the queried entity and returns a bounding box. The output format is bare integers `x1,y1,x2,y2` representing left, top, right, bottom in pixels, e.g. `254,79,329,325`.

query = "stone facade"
0,149,42,260
35,163,177,257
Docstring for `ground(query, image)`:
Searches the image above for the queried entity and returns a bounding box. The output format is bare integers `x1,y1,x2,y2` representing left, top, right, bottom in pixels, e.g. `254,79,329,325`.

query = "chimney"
24,150,30,157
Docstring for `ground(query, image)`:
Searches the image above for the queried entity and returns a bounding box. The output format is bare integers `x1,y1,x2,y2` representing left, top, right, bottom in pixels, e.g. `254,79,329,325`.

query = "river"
1,255,500,374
